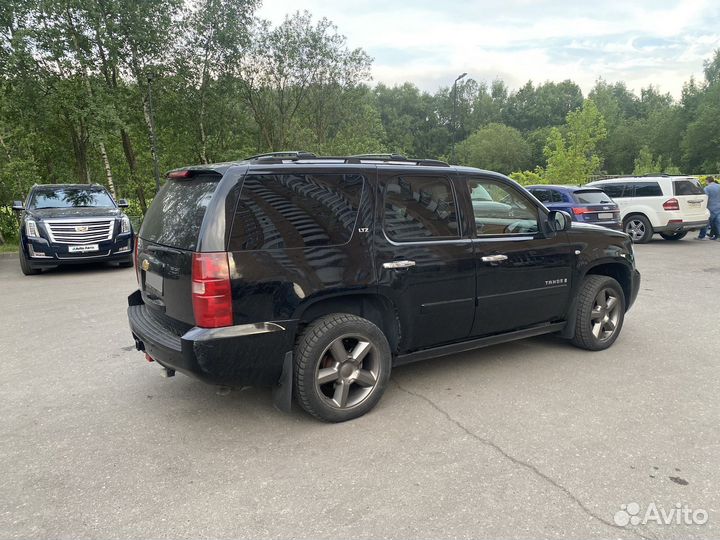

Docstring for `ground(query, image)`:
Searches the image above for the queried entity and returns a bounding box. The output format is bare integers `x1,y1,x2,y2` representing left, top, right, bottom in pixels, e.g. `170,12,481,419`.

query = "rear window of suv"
573,190,613,204
140,174,220,250
229,173,365,251
673,180,704,196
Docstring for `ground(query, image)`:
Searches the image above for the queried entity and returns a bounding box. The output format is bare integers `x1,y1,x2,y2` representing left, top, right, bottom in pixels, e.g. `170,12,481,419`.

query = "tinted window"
573,189,613,204
383,176,458,241
550,190,566,203
530,189,550,203
30,187,115,209
141,175,220,250
468,179,538,235
634,182,662,197
229,173,364,251
595,184,626,198
673,180,704,196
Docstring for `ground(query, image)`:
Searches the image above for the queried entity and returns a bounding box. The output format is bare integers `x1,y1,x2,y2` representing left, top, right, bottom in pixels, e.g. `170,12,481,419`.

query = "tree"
543,99,607,183
455,123,531,174
236,11,371,151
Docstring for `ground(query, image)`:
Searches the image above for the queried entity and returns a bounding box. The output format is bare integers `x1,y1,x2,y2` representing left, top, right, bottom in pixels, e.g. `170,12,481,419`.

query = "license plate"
598,213,614,220
688,201,701,208
69,244,99,253
145,270,163,294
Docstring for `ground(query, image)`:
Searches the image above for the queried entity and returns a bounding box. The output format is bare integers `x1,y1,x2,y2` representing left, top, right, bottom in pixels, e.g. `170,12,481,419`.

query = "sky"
257,0,720,98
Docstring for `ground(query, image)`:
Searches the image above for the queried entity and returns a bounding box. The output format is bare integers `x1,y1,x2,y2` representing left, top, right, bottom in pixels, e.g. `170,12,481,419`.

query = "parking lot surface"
1,240,719,539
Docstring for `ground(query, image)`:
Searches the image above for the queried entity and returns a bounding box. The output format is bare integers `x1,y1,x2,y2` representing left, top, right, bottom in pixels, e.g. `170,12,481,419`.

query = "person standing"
698,177,720,240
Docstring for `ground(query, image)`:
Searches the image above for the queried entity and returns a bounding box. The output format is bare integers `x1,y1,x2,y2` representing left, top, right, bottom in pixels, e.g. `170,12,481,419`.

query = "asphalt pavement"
0,239,719,539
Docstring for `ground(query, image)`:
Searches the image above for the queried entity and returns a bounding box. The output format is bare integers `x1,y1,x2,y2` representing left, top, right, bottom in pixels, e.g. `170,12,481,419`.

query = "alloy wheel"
590,288,621,341
314,334,380,409
625,219,646,241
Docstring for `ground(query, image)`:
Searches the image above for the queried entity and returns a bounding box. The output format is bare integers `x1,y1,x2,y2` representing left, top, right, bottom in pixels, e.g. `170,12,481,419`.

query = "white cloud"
257,0,720,97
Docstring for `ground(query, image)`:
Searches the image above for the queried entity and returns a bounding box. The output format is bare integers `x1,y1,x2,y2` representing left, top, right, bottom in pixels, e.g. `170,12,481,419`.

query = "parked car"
586,176,709,243
526,185,621,230
127,152,640,422
12,184,134,275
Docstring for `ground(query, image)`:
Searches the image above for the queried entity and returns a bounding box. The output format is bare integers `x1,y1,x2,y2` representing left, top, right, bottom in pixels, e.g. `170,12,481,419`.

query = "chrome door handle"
481,254,508,262
383,260,416,269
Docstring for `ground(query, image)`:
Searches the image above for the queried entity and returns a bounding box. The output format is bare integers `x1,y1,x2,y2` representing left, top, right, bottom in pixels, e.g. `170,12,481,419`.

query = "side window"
634,182,662,197
228,173,364,251
550,190,566,203
468,179,539,236
596,184,625,198
383,175,459,242
530,189,550,203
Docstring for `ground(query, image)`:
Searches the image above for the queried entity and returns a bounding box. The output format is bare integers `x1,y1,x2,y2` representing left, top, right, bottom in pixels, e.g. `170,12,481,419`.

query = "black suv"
127,153,640,422
13,184,134,275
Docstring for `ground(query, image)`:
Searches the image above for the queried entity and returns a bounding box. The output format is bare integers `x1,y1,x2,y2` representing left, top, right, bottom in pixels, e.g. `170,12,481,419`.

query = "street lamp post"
450,72,467,164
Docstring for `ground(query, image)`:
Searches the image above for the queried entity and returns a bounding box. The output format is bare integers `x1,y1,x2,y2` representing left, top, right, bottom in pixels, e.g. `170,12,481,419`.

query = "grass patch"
0,243,19,254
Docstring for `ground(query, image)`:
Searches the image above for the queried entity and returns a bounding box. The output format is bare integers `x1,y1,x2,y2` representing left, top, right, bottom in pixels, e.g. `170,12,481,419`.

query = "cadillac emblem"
75,225,89,232
141,259,150,271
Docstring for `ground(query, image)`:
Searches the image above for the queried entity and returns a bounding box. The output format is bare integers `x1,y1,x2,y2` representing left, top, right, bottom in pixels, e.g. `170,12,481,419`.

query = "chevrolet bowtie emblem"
141,259,150,271
75,225,88,232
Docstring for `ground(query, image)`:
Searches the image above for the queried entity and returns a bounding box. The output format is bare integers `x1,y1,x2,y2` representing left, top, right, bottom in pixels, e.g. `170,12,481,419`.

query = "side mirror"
12,201,24,211
548,210,572,232
117,199,129,208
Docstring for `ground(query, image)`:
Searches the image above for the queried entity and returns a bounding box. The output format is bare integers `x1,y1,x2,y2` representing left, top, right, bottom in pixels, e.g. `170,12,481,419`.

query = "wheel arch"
293,293,401,353
560,259,632,339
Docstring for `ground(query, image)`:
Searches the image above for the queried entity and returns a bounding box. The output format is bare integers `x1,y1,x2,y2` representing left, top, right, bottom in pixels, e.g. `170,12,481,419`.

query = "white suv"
586,176,709,243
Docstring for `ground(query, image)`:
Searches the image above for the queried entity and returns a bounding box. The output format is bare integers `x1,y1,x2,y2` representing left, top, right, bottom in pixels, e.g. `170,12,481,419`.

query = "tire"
623,214,653,243
294,313,391,422
659,231,687,241
571,275,626,351
19,247,40,276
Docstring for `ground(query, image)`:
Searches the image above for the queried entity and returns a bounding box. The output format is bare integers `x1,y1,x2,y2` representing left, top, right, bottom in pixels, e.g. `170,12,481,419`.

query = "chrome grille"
45,219,114,244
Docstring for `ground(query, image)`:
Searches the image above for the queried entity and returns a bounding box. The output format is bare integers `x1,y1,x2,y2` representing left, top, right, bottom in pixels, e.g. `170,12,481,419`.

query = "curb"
0,251,18,259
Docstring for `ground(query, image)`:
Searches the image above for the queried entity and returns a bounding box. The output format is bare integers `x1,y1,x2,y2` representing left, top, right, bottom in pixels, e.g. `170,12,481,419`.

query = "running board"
394,322,567,366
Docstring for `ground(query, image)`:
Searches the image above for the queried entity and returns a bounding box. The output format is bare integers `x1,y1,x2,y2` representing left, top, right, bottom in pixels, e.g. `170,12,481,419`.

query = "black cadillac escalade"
13,184,134,275
127,153,640,422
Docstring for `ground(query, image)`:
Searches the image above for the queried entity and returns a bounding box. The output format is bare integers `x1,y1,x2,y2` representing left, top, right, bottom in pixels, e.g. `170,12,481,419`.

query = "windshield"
30,187,115,209
574,189,613,204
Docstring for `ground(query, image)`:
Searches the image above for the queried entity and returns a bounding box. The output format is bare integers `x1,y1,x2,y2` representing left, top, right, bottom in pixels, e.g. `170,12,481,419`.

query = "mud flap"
272,351,293,413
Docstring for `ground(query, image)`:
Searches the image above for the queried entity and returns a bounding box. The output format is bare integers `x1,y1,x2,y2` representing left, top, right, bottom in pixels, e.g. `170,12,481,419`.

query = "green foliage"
0,205,20,244
632,147,663,175
509,168,547,186
456,123,531,174
543,100,607,184
0,2,718,216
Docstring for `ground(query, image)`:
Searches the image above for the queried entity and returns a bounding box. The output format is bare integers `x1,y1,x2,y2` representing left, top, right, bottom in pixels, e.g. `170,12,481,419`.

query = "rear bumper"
22,234,134,266
655,219,708,233
127,290,297,387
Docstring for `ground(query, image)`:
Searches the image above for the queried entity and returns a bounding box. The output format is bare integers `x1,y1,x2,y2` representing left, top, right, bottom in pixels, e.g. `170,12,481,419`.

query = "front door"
465,176,574,337
375,171,476,351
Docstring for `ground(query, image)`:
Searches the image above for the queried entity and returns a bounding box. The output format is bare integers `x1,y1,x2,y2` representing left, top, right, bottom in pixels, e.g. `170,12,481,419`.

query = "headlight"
120,215,131,234
25,219,40,238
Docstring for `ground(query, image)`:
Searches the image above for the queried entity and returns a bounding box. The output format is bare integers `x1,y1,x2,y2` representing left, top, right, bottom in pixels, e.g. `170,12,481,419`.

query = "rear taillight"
663,198,680,211
572,207,590,215
191,252,232,328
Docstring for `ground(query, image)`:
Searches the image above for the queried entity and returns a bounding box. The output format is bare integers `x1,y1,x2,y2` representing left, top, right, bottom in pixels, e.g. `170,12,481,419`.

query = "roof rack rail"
243,151,450,167
245,151,318,162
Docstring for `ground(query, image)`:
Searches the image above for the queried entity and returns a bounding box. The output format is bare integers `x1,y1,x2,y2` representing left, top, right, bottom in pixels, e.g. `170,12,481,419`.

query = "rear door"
137,173,223,325
375,170,476,350
672,178,708,222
